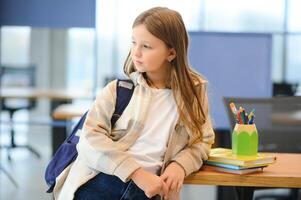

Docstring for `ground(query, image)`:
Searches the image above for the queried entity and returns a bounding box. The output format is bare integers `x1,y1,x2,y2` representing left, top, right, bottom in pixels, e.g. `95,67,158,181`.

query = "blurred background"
1,0,300,199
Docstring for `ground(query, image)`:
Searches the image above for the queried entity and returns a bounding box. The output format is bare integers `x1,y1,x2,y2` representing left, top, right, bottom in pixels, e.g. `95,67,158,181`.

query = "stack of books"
204,148,277,174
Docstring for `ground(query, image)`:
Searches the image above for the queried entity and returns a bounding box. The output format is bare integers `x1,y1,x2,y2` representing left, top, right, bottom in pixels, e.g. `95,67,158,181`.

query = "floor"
0,111,53,200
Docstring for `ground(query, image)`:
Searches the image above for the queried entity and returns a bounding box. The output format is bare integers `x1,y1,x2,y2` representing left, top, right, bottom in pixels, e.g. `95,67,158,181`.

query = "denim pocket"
120,181,151,200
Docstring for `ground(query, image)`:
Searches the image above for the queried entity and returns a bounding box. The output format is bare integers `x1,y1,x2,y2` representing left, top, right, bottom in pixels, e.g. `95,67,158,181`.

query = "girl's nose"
132,46,142,58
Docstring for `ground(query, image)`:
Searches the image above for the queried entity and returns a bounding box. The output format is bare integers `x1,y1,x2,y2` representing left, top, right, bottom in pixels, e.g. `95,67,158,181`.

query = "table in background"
0,87,92,155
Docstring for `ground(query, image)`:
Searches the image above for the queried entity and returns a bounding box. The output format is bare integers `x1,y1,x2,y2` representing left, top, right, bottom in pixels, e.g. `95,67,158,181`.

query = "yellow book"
208,148,276,167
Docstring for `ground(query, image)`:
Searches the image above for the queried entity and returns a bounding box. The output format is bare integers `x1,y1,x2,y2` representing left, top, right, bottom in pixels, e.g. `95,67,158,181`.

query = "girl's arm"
170,116,215,177
160,118,214,200
76,80,141,182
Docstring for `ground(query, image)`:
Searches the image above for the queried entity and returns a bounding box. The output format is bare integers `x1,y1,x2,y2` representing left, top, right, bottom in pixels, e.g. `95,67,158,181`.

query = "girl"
54,7,214,200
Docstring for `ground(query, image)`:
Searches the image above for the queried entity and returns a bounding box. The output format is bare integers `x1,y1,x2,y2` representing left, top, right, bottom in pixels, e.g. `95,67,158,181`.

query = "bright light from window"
67,28,95,91
288,0,301,32
1,26,31,66
204,0,284,32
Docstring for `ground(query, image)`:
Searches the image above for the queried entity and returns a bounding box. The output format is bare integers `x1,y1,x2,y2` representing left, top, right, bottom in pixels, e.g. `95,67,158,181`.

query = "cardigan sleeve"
76,80,141,182
171,117,215,176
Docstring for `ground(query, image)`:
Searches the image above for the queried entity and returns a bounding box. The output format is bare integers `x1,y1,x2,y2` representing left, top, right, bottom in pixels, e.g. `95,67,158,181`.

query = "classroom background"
1,0,301,199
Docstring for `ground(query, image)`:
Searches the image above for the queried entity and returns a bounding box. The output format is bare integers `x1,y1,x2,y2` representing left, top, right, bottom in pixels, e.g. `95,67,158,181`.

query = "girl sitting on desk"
54,7,215,200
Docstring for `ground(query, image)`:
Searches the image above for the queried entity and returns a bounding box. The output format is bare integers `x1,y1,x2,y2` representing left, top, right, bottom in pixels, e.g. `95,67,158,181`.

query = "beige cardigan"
53,72,215,200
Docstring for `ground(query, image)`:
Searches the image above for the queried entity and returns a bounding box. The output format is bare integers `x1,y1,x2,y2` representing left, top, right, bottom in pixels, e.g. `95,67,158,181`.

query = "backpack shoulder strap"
111,79,135,126
67,111,88,143
70,79,134,134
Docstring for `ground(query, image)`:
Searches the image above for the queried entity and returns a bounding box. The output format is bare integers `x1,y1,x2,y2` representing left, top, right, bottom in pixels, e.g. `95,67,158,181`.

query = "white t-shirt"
127,88,179,174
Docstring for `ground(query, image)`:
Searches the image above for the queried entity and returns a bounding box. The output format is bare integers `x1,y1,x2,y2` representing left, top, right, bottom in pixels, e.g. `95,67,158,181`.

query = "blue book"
205,160,268,170
204,165,264,175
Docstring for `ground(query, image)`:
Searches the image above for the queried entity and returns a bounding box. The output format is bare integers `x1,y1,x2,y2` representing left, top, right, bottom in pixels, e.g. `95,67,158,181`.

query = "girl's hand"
160,162,185,199
130,168,168,198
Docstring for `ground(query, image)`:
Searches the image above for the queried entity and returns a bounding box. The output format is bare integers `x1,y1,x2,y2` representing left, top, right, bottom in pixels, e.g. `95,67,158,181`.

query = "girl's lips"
134,60,143,65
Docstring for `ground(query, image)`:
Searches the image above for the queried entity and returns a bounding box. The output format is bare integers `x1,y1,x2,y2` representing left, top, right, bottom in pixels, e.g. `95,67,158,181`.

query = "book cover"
205,165,264,175
204,160,269,170
208,148,276,167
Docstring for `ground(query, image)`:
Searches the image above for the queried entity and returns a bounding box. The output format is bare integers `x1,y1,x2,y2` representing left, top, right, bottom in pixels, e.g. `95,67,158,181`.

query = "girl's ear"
167,48,176,62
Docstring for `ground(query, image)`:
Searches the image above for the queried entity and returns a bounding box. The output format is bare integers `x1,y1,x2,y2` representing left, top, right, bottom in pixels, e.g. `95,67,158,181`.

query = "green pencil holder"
232,123,258,156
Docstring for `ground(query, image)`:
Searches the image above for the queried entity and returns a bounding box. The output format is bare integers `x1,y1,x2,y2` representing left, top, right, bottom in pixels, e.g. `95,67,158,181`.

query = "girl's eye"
131,41,136,45
143,44,151,49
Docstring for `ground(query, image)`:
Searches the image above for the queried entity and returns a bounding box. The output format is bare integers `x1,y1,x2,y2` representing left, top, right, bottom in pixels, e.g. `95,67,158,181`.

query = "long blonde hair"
124,7,209,140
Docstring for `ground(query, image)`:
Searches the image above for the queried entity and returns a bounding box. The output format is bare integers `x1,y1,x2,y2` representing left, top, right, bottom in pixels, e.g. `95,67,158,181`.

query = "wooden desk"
184,153,301,200
52,104,88,120
0,87,92,100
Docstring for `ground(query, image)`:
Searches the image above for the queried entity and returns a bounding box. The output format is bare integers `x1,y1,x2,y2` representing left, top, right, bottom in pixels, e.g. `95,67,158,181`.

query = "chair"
0,65,40,160
224,96,301,200
273,82,299,97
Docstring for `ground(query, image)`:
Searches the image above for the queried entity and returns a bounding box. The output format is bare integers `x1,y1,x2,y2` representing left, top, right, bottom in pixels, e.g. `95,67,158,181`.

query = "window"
0,26,32,139
1,26,31,66
204,0,284,32
286,0,301,86
287,35,301,83
288,0,301,32
67,28,95,92
271,35,284,83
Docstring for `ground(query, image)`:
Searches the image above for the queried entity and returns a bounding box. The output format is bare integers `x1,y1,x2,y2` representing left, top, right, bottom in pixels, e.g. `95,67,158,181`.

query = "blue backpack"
45,79,134,193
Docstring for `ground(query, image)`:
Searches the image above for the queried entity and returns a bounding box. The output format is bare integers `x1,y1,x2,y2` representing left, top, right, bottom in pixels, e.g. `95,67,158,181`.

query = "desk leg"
234,186,254,200
51,124,67,156
51,100,70,156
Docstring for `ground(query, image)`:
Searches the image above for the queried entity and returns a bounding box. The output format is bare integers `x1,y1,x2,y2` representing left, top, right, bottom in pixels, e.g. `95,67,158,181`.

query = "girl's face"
131,24,174,75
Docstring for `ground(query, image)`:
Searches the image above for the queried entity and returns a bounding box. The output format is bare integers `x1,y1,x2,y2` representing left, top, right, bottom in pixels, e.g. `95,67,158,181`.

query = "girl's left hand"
160,162,185,199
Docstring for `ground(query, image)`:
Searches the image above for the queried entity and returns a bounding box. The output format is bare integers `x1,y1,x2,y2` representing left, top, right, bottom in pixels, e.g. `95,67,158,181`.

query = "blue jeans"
74,172,157,200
